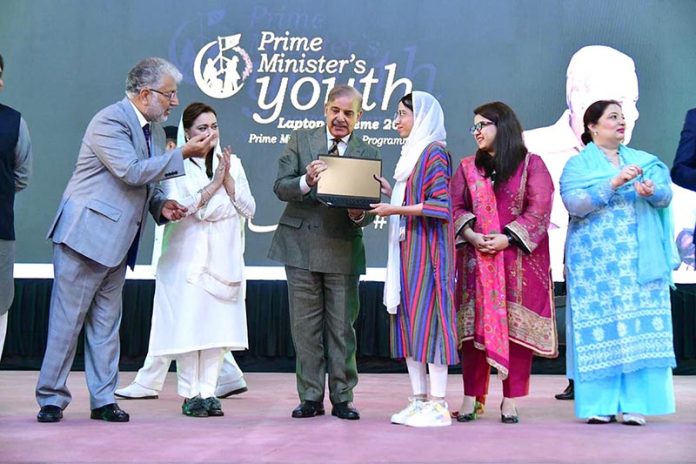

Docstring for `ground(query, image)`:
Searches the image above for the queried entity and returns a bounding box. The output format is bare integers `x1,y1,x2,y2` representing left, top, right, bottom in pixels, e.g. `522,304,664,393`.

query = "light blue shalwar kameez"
561,143,677,419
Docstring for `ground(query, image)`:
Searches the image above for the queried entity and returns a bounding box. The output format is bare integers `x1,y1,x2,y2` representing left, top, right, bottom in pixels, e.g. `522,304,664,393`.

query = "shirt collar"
127,98,149,129
326,129,350,147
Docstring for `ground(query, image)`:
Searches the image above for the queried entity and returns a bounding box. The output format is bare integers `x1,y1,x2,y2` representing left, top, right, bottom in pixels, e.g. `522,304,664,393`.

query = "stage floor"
1,371,694,463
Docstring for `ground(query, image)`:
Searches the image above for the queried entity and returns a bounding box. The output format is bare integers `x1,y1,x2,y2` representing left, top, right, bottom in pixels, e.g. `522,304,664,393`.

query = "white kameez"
149,153,255,357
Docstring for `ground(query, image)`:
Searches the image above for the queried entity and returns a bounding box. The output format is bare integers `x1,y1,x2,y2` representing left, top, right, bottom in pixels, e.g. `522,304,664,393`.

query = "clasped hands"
611,164,654,197
464,229,509,254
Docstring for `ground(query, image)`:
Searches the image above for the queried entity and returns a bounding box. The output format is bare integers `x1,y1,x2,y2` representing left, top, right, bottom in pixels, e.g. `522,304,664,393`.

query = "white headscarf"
384,91,446,314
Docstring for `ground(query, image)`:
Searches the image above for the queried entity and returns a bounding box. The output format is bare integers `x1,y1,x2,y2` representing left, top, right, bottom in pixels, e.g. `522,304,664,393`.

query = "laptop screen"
317,155,382,199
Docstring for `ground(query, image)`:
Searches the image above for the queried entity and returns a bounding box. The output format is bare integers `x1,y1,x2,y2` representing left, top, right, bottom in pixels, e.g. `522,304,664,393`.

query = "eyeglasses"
393,110,410,121
148,88,177,101
469,121,495,134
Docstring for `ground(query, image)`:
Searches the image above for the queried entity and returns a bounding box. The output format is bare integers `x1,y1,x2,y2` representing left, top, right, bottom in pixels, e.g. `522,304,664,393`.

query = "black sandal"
500,400,519,424
456,400,482,422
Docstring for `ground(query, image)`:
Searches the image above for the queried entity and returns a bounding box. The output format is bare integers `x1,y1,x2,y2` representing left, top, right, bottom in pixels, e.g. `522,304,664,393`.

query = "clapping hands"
221,146,236,197
212,149,230,186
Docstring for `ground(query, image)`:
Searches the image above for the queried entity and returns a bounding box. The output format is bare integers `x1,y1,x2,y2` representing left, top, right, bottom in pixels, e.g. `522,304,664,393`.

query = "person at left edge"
35,57,216,423
268,85,380,420
0,52,32,363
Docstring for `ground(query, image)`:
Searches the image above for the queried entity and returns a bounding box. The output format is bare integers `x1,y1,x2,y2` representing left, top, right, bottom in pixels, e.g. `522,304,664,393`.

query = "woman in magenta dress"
450,101,557,424
370,91,459,427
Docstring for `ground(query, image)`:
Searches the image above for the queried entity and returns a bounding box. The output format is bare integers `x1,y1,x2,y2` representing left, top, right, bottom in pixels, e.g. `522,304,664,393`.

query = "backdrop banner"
2,0,695,282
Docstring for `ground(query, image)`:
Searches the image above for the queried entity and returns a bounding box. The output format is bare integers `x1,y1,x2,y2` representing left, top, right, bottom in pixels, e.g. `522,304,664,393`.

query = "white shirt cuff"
299,174,311,195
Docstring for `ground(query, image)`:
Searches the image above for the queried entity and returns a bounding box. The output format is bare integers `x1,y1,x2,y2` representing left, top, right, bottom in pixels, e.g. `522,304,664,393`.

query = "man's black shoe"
554,379,574,400
331,401,360,420
37,405,63,423
291,400,325,418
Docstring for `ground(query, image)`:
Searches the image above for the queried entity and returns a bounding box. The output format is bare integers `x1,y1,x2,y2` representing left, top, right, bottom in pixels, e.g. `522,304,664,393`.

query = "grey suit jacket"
268,126,380,275
47,98,185,267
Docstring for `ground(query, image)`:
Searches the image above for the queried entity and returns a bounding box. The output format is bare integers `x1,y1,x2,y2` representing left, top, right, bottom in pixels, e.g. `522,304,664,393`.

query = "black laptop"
316,155,382,210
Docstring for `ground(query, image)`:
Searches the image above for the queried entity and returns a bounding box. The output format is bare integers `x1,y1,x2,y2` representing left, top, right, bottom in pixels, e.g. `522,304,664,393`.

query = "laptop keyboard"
319,195,374,210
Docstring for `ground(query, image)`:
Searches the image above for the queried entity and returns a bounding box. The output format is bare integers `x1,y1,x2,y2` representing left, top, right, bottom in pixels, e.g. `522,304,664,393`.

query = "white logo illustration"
194,34,253,99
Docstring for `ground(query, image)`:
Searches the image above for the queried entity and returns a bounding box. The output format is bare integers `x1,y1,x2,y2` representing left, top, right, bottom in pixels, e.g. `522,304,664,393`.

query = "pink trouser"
461,340,533,398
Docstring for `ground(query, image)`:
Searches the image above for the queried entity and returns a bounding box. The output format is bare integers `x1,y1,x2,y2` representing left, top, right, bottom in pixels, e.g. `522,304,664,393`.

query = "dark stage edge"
2,279,695,374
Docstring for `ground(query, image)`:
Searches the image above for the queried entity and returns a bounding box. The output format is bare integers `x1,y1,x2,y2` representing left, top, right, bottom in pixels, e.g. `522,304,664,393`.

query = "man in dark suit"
672,108,696,191
35,57,214,423
269,85,380,420
672,108,696,270
0,52,32,362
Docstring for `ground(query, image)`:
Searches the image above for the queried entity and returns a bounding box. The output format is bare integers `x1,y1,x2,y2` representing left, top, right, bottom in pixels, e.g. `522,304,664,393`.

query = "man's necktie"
328,137,340,156
143,123,152,158
127,124,152,269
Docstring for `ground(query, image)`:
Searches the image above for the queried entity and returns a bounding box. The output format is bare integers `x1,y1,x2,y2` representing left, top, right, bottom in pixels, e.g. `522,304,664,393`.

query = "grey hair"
326,85,363,110
125,57,182,97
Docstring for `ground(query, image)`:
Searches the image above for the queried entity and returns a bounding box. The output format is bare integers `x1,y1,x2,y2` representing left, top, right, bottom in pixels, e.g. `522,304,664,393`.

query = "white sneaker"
622,413,646,426
114,382,159,399
390,397,426,425
215,376,248,398
404,401,452,427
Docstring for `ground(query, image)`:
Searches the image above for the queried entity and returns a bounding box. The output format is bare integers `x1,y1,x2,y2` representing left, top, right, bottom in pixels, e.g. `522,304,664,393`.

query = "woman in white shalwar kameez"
148,102,255,417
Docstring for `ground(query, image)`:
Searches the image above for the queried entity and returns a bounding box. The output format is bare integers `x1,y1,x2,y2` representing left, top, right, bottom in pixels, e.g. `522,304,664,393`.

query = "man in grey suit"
35,57,215,423
268,85,379,420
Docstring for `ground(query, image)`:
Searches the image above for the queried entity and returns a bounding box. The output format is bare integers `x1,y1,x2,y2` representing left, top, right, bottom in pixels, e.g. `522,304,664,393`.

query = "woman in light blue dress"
560,100,677,426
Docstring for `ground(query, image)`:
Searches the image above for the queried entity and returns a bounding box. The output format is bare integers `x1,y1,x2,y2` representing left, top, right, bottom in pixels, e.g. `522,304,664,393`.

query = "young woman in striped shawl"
370,91,459,427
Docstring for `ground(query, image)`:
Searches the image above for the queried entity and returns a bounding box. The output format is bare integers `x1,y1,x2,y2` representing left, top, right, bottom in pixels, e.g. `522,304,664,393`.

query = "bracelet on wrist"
201,187,211,203
350,211,365,222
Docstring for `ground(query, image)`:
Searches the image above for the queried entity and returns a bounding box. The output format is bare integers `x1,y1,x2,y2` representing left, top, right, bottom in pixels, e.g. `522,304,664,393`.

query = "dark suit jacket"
47,98,185,267
672,108,696,191
268,126,380,275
